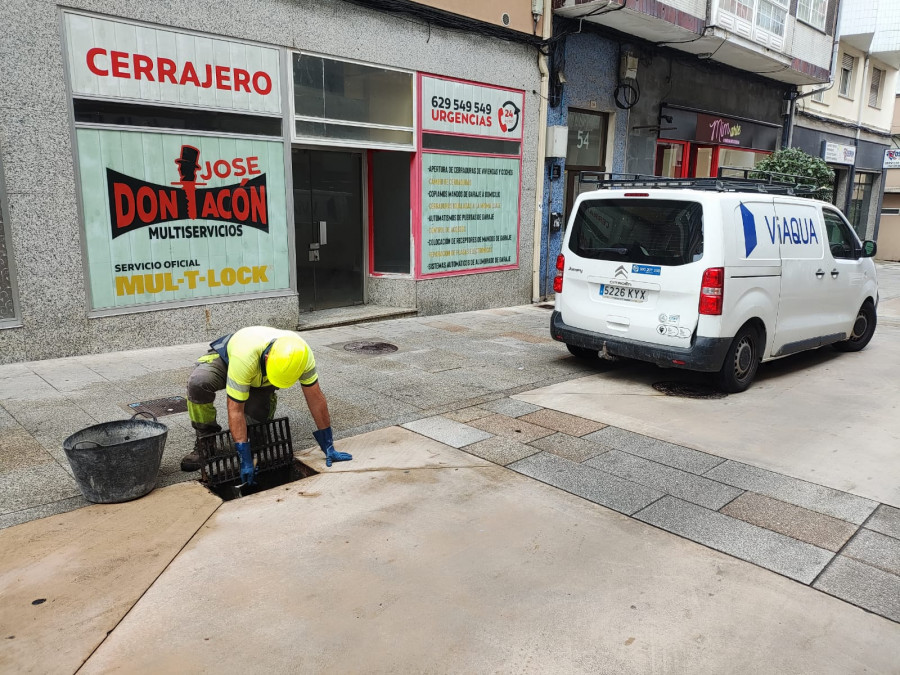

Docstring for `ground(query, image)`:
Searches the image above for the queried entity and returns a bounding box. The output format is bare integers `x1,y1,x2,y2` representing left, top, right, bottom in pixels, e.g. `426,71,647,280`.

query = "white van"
551,181,879,392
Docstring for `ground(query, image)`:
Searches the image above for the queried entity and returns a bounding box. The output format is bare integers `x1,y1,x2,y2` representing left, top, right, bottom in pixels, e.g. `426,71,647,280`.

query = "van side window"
822,210,859,260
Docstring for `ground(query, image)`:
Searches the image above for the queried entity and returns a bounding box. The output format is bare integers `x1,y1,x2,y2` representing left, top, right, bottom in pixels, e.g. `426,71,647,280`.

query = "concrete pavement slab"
514,327,900,507
587,450,744,511
0,428,55,472
840,528,900,576
297,425,493,472
634,496,833,584
584,427,726,474
401,416,493,449
509,451,663,514
813,556,900,623
720,492,858,552
865,504,900,540
79,464,900,674
441,405,493,423
0,372,61,401
0,482,220,674
28,361,109,392
0,461,80,515
705,461,878,524
477,397,542,417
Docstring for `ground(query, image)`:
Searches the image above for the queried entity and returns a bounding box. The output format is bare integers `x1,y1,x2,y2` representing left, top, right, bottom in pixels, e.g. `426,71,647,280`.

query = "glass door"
689,145,718,178
292,148,364,311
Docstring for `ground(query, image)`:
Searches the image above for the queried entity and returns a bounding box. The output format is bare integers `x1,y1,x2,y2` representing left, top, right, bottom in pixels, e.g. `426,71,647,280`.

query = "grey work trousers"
186,353,277,433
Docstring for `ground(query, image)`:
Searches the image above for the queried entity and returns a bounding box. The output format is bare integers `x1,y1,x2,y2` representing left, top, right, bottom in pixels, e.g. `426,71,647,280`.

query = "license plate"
599,283,647,302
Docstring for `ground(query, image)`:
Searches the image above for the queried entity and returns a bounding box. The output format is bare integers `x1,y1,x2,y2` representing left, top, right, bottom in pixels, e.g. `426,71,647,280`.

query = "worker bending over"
181,326,352,483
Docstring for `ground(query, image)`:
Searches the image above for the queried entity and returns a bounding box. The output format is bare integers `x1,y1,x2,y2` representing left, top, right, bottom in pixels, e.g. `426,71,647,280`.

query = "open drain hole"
205,458,318,501
652,381,727,399
343,340,398,355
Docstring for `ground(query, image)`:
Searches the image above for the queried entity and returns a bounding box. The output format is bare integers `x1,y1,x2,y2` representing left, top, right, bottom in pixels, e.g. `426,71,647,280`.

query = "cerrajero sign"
421,75,525,140
63,13,281,114
76,128,289,310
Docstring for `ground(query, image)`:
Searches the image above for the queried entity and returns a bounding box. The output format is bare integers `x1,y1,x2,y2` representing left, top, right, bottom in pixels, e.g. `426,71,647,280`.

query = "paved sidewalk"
1,264,899,671
4,428,899,674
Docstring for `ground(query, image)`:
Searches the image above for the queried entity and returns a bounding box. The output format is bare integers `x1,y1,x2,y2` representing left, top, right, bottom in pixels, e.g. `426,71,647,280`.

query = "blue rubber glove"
312,427,352,467
235,441,256,485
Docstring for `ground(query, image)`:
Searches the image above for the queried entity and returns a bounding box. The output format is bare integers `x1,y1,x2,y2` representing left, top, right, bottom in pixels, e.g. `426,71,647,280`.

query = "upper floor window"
721,0,753,21
756,0,788,37
839,54,855,97
868,68,884,108
811,88,826,103
797,0,827,31
292,53,414,149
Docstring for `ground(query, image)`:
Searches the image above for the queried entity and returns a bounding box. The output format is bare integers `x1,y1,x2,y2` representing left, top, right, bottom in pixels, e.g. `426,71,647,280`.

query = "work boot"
180,426,221,472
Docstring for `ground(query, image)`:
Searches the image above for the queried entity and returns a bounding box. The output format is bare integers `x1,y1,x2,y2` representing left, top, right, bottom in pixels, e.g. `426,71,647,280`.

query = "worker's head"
265,335,306,388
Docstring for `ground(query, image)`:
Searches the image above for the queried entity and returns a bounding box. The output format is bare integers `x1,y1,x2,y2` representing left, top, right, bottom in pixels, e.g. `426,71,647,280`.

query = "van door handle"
831,269,839,278
815,269,825,278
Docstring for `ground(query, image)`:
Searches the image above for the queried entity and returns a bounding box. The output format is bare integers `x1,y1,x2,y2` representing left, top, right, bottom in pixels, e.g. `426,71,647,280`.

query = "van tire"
833,301,876,353
566,344,598,359
715,325,760,393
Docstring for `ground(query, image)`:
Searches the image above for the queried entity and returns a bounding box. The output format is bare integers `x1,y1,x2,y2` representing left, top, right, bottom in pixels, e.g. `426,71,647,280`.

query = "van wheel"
715,326,759,393
833,301,876,352
566,344,598,359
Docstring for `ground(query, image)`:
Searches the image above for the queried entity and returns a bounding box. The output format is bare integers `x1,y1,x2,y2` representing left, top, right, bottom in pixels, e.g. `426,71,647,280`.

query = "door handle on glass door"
319,221,327,246
815,269,825,278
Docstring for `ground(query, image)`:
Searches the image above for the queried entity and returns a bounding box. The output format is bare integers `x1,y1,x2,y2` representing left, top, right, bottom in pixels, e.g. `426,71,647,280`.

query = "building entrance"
292,148,364,311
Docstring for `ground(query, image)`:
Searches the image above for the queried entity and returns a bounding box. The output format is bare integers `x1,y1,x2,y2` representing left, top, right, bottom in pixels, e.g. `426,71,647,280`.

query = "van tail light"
554,254,564,293
699,267,724,315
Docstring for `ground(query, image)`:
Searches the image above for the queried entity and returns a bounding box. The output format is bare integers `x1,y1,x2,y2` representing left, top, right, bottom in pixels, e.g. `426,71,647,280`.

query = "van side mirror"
862,240,877,258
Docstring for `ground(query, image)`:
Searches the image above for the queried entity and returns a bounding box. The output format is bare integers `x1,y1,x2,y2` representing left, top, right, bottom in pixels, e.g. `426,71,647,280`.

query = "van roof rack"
577,169,820,197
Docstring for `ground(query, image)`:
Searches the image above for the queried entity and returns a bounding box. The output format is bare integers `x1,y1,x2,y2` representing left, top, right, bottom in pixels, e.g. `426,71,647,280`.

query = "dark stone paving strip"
634,496,833,584
720,492,859,552
508,451,663,516
704,461,878,525
813,556,900,623
587,450,744,511
583,427,725,475
528,432,609,463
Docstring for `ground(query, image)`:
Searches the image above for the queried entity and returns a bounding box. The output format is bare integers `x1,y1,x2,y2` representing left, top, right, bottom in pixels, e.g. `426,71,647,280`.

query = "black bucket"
63,412,168,504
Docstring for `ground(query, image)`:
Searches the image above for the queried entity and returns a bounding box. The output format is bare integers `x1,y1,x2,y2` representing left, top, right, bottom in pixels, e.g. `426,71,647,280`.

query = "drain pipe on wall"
531,0,552,303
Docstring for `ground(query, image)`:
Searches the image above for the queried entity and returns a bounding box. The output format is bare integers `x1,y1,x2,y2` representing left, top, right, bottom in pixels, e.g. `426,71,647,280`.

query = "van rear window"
568,199,703,266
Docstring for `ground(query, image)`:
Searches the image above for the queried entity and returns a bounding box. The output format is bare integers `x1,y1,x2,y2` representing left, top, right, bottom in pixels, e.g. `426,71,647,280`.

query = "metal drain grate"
199,417,294,487
343,340,398,355
652,382,727,399
124,396,188,417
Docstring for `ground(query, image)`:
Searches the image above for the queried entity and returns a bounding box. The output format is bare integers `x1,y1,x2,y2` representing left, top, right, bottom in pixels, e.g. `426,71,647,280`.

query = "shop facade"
0,1,540,362
791,125,890,241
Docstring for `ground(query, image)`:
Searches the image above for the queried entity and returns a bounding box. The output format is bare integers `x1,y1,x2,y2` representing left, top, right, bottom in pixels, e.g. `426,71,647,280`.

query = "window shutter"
869,68,882,107
842,54,854,72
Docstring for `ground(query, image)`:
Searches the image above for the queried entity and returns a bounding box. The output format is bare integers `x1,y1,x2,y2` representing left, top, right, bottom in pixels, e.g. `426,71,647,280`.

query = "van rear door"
558,194,707,347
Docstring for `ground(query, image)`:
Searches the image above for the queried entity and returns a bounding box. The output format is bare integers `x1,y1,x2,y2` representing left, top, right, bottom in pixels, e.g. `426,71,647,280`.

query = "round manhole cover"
652,381,727,399
343,340,398,355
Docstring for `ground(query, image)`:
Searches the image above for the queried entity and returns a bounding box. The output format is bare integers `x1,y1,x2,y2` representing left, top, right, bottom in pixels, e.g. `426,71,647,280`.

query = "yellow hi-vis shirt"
223,327,317,402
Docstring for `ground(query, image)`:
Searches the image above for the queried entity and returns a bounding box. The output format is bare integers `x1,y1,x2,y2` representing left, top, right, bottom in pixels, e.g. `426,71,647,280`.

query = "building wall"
0,0,541,362
414,0,544,34
539,30,625,298
625,55,786,174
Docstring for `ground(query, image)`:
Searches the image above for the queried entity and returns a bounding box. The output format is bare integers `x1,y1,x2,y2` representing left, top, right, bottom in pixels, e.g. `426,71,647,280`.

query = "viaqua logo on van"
739,203,820,257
